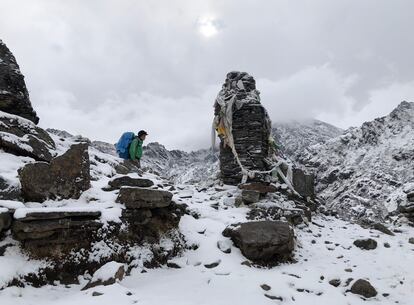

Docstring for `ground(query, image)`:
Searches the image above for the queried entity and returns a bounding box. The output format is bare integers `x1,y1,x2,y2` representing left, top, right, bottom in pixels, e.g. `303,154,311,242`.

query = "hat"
138,130,148,137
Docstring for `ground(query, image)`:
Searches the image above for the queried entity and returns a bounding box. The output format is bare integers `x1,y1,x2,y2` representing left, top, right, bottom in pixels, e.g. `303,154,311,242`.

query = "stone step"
116,187,172,209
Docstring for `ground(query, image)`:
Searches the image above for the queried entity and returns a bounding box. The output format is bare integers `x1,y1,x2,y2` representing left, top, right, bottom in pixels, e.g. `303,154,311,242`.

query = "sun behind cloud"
197,15,219,38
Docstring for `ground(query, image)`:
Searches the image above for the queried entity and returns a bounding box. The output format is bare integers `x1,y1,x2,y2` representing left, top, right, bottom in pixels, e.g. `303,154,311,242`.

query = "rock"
408,237,414,244
204,259,221,269
82,262,125,290
371,223,394,236
239,182,277,194
116,187,172,209
264,294,283,301
0,40,39,124
329,279,341,287
103,176,154,191
407,192,414,202
92,292,103,297
384,242,391,248
115,160,142,175
350,279,378,298
214,72,271,185
292,168,315,198
12,210,102,244
19,143,91,202
260,284,271,291
0,209,12,233
217,240,232,254
222,221,294,264
241,189,260,204
0,112,55,162
353,238,378,250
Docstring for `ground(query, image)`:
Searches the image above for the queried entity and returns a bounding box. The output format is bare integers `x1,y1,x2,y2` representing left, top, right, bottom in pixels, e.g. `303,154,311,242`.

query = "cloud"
1,0,414,150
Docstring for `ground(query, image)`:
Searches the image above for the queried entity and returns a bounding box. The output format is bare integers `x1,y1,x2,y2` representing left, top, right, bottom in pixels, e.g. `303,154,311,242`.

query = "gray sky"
1,0,414,150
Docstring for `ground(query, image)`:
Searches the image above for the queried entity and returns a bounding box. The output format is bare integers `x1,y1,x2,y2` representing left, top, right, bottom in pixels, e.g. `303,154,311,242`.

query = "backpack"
116,132,135,159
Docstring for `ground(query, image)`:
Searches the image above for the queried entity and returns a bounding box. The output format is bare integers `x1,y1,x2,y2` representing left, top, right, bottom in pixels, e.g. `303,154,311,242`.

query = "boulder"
0,39,39,124
103,176,154,191
19,143,91,202
222,221,294,264
407,192,414,202
239,182,277,194
350,279,377,298
292,168,315,198
0,112,55,162
116,187,172,209
82,262,125,290
353,238,377,250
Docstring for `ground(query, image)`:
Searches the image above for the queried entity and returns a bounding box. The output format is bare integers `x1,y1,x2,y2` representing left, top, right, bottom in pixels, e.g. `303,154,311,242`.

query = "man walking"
129,130,148,168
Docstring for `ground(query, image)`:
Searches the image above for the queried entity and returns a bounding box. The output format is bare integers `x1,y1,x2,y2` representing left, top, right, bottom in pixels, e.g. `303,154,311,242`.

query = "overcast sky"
1,0,414,150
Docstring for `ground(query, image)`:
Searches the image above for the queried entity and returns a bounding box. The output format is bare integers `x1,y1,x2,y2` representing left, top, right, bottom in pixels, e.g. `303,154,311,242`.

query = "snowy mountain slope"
273,119,343,161
2,184,414,305
299,101,414,222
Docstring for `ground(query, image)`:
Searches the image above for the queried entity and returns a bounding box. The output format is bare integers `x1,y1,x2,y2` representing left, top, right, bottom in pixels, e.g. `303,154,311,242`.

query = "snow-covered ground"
1,183,413,305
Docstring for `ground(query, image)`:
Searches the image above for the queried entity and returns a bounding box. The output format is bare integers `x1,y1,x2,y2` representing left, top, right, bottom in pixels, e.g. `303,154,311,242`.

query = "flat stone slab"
116,187,172,209
14,208,101,221
239,182,277,194
223,221,294,264
104,176,154,191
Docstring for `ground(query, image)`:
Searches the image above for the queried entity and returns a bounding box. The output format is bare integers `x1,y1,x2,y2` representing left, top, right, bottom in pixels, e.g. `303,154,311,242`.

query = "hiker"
115,130,148,168
129,130,148,168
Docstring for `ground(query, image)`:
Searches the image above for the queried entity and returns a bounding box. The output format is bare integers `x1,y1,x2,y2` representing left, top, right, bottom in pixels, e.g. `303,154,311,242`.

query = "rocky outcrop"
0,39,39,124
0,112,55,162
19,143,90,202
214,71,271,185
223,221,294,264
116,187,172,209
12,209,102,256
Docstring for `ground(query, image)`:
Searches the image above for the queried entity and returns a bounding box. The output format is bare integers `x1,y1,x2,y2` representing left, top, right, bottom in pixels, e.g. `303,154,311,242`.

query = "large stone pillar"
214,71,271,185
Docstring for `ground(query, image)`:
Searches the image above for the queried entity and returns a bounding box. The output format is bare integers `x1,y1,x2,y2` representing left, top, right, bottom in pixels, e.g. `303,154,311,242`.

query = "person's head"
138,130,148,141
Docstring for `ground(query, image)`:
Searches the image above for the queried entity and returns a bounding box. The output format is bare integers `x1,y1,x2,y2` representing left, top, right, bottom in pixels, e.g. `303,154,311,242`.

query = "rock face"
223,221,294,264
350,279,378,298
19,143,91,202
0,40,39,124
116,187,172,209
0,112,55,162
214,71,271,185
299,101,414,222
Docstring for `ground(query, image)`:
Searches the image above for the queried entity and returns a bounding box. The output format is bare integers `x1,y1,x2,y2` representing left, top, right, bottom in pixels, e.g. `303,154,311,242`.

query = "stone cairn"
213,71,272,185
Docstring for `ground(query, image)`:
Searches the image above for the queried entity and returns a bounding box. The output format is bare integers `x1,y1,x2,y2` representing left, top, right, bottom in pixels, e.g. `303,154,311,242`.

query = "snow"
0,200,25,210
2,185,413,304
90,262,124,282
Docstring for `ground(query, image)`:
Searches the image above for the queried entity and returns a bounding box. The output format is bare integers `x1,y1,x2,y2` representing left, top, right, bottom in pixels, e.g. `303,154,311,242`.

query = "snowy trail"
1,185,414,305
